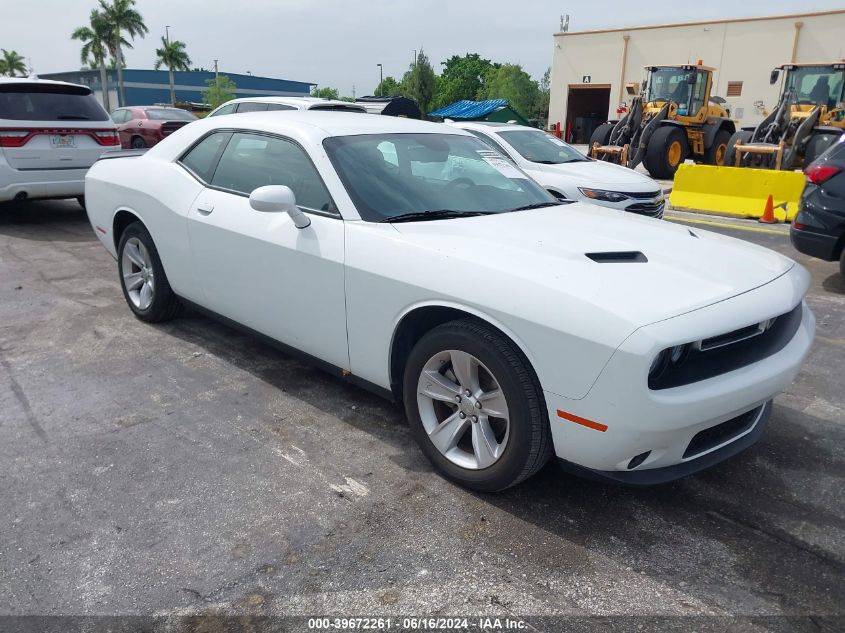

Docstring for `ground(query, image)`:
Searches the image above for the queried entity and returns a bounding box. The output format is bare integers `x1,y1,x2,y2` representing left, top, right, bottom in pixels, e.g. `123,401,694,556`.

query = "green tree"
400,49,437,115
203,74,236,109
374,76,400,97
98,0,148,106
534,67,551,122
312,86,340,100
478,63,540,120
72,10,115,110
435,53,496,109
0,49,27,77
154,36,192,106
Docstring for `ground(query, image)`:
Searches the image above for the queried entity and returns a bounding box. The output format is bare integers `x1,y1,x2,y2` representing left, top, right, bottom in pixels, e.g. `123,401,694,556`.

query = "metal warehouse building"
38,69,314,109
549,9,845,144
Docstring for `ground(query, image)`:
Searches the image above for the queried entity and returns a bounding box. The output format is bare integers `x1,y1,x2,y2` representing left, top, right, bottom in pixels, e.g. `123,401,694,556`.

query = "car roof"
200,110,471,138
0,77,91,91
221,96,364,109
446,120,532,133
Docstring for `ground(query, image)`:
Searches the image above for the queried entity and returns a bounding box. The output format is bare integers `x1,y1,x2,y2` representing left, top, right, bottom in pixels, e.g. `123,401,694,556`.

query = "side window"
179,132,231,182
690,73,707,114
110,109,127,123
267,103,296,111
210,132,334,212
236,102,269,113
467,130,515,163
211,103,236,117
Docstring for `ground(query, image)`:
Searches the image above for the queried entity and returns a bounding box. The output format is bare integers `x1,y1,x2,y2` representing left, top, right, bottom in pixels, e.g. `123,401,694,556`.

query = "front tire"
724,130,752,167
644,126,688,179
589,123,615,154
403,319,552,491
130,136,146,149
117,221,182,322
704,129,732,166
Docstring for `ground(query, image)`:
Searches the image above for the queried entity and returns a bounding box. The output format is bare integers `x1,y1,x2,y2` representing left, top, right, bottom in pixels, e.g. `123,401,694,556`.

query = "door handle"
196,201,214,215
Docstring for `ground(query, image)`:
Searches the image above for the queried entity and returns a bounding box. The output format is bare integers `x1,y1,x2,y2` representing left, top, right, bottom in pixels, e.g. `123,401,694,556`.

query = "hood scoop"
586,251,648,264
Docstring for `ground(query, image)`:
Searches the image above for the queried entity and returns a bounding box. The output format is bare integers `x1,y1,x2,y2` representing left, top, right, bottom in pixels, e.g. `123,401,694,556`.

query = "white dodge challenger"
85,112,815,491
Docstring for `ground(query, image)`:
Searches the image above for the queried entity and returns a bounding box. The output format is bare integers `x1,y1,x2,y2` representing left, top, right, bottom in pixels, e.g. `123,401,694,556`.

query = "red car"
110,106,197,149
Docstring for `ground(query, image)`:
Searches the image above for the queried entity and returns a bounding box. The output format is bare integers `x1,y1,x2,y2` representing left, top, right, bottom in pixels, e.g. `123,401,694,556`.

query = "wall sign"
582,75,591,83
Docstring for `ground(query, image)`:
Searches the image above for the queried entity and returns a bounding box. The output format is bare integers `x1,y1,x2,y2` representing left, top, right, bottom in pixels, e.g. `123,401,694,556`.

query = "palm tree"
98,0,148,106
154,37,192,106
1,49,27,77
72,10,116,111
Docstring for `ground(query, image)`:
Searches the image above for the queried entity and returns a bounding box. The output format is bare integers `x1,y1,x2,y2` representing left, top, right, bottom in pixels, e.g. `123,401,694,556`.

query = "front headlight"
578,188,629,203
648,343,692,383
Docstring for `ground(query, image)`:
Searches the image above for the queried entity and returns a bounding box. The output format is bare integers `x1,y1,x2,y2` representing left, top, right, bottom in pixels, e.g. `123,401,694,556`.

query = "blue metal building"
39,69,314,109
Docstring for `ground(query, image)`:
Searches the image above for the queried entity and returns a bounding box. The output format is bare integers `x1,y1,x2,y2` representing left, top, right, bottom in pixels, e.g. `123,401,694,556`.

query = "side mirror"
769,69,780,85
249,185,311,229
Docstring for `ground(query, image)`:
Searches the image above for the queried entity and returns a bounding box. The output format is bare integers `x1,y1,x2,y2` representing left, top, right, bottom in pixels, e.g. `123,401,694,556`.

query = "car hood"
532,159,659,188
391,203,794,328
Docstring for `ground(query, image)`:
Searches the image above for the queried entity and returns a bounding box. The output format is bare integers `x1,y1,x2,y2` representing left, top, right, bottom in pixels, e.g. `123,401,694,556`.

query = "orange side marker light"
557,409,608,432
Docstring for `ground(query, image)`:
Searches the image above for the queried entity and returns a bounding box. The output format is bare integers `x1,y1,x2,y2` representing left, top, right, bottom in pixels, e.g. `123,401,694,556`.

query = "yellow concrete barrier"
670,164,806,222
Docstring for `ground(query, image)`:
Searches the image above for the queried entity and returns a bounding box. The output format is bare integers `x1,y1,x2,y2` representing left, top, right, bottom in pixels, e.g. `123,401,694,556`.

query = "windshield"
497,130,588,164
0,83,110,121
784,66,845,108
323,133,556,222
646,68,695,105
145,108,197,121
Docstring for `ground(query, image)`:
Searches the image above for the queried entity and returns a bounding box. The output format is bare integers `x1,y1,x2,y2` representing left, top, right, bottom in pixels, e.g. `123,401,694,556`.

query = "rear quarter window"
179,132,231,183
0,83,110,121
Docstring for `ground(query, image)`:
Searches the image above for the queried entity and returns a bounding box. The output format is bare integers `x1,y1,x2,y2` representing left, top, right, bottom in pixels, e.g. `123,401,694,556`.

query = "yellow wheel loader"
726,62,845,170
589,63,735,179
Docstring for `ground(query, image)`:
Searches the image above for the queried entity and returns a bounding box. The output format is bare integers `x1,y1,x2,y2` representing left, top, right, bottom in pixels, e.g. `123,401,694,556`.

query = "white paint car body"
0,78,118,203
447,121,666,218
207,96,367,117
85,111,814,489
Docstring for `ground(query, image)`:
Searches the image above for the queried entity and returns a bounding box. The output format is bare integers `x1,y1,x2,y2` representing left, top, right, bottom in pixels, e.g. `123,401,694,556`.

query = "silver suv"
0,78,118,206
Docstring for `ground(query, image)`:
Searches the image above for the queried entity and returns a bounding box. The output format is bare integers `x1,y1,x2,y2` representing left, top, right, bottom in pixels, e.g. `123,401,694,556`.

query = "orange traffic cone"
759,194,777,224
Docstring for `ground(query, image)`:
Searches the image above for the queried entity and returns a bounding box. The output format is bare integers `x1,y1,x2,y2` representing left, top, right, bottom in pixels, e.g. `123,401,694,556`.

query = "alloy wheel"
121,236,155,310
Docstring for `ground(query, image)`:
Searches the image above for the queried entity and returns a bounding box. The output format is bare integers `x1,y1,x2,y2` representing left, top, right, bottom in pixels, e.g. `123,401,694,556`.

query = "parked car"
207,96,366,117
790,137,845,277
85,112,814,491
110,106,197,149
447,121,665,218
0,77,118,207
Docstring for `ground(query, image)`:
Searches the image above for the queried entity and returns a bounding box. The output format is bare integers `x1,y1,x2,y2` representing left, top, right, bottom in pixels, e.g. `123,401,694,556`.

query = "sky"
3,0,843,96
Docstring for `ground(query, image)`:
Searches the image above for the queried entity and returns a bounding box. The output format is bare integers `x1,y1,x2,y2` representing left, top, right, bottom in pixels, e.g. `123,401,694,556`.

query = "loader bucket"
670,164,806,221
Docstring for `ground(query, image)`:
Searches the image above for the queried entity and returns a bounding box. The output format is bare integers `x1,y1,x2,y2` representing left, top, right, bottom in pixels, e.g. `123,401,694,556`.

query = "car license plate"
50,134,76,149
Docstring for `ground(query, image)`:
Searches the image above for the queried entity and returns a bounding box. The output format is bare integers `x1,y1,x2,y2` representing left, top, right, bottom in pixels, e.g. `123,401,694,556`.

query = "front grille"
683,405,762,458
650,302,803,390
626,201,665,216
619,190,663,199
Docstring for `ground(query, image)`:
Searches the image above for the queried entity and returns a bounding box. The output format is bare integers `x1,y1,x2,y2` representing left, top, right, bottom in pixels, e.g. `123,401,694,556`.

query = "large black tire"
403,319,553,492
588,123,615,154
704,129,732,166
804,132,842,167
724,130,753,167
117,221,182,322
644,126,689,180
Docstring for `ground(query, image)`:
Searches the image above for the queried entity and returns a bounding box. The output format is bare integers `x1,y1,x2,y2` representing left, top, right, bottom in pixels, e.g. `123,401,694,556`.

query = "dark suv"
791,137,845,277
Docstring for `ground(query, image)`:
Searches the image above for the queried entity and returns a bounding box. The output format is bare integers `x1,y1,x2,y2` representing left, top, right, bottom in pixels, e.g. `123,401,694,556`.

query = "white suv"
0,78,119,206
208,96,366,117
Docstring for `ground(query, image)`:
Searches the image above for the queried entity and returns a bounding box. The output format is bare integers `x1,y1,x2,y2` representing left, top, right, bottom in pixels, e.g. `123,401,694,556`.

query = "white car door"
185,131,348,369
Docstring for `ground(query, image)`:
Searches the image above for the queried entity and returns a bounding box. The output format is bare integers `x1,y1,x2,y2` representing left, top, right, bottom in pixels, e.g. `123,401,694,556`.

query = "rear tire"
804,132,842,167
588,123,615,154
704,129,732,166
117,221,182,322
403,319,553,492
130,136,146,149
724,130,753,167
644,126,688,180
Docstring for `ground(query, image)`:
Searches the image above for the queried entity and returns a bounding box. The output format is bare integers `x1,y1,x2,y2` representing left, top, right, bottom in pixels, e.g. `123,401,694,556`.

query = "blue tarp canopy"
429,99,508,119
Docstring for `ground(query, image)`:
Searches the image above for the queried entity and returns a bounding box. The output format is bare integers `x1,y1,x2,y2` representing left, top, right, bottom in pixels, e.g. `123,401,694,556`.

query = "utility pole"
213,59,219,82
413,50,417,67
352,84,356,99
165,25,170,44
377,63,383,86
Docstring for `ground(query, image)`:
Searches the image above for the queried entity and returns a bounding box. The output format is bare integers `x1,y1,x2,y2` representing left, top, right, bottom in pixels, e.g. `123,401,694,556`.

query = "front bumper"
543,267,814,482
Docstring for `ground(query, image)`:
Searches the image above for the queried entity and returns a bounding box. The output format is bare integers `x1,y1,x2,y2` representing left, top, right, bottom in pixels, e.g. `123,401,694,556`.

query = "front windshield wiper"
379,210,495,223
510,202,567,212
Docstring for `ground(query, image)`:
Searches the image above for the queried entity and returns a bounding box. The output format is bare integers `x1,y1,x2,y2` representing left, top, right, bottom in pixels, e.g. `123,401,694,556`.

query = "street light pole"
165,25,170,44
377,63,383,86
214,59,219,81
